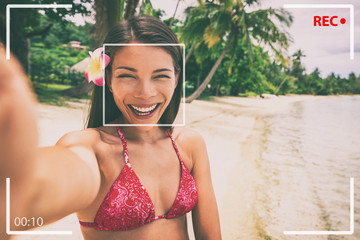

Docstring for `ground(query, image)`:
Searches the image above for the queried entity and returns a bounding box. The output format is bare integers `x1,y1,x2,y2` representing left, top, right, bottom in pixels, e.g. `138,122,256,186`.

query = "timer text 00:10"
14,217,44,227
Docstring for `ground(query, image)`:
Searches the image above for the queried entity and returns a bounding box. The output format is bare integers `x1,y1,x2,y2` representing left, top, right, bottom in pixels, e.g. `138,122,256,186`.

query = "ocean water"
257,96,360,240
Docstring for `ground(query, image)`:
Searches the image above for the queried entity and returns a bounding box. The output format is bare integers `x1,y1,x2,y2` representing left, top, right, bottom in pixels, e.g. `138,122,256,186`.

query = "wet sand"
12,95,322,240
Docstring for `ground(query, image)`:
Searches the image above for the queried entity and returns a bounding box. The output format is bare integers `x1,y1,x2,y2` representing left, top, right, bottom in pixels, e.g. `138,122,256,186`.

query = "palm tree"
292,49,306,61
289,49,306,92
181,0,293,103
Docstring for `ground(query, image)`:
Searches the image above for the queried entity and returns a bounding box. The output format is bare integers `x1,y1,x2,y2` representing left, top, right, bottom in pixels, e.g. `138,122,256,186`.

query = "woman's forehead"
112,46,174,70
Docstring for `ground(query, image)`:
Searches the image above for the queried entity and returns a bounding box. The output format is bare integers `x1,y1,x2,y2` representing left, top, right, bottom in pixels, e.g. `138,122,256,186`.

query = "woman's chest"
78,138,192,223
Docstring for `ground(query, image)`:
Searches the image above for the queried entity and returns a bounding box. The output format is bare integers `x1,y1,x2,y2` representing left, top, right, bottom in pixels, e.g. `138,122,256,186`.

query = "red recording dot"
340,18,346,24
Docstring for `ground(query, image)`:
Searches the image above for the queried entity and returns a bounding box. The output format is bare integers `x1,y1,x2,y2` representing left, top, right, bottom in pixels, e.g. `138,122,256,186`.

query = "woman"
0,16,221,240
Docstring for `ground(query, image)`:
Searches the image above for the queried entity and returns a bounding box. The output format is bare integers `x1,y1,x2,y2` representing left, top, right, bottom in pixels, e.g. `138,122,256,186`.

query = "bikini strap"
166,130,184,164
116,126,130,164
115,125,180,166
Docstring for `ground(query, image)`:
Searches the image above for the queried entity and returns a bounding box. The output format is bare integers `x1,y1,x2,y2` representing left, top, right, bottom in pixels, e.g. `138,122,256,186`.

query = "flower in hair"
84,47,110,86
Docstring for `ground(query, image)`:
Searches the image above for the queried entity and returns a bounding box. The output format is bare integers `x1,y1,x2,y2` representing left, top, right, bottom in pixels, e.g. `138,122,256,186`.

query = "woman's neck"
113,116,168,143
119,126,167,144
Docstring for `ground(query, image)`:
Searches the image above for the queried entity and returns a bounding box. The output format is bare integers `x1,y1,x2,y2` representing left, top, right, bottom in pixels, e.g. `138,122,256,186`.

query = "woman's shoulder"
56,128,102,148
172,127,207,163
56,127,124,160
172,127,205,145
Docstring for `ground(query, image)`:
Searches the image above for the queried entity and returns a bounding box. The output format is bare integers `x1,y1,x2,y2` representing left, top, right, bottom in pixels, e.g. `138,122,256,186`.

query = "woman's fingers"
0,44,36,102
0,45,38,178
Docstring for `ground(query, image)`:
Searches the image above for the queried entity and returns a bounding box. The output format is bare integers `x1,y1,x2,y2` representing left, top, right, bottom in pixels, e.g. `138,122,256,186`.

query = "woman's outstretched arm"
0,46,101,238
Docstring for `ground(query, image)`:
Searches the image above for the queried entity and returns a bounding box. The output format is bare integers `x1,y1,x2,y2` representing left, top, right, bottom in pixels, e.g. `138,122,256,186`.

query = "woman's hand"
0,45,39,239
0,44,38,178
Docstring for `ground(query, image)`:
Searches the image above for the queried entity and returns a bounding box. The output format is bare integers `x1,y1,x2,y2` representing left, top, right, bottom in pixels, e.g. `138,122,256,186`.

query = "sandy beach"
11,95,359,240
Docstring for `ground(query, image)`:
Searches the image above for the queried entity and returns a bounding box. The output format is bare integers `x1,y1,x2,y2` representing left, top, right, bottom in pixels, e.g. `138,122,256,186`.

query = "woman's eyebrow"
153,68,173,73
115,66,137,72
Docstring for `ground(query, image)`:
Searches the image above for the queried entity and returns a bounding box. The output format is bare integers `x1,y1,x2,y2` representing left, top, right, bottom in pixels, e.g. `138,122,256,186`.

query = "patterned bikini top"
79,127,198,231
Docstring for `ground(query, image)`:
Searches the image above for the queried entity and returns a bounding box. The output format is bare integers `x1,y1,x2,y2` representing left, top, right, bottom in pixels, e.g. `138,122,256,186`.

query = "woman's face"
109,45,179,127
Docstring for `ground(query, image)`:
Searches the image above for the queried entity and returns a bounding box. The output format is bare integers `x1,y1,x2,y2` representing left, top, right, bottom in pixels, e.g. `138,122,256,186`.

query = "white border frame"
6,178,72,235
102,43,186,127
6,4,72,60
283,177,354,235
283,4,354,60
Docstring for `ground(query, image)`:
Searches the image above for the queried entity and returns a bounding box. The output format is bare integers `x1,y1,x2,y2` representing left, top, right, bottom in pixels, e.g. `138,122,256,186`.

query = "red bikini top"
79,127,198,231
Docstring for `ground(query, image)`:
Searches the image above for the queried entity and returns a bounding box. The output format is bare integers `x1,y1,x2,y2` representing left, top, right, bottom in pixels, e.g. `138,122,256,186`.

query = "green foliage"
31,14,94,48
29,12,91,87
30,44,88,85
139,0,161,18
5,0,359,101
286,50,360,95
238,91,258,97
184,35,360,97
0,0,92,72
33,83,90,106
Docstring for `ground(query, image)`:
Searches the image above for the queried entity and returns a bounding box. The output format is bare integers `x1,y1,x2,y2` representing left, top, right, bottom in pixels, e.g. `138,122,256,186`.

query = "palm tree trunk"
274,76,288,94
185,34,234,103
124,0,140,19
169,0,180,26
94,0,121,46
185,43,195,64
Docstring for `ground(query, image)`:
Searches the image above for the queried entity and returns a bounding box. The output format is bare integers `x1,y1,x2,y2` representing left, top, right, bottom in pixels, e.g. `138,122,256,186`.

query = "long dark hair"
86,16,183,132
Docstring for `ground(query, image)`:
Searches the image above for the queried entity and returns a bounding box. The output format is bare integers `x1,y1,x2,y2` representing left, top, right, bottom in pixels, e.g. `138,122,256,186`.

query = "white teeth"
131,104,157,113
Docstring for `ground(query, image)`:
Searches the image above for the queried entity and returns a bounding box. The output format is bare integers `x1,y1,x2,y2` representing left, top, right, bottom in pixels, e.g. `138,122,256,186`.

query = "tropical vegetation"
1,0,359,105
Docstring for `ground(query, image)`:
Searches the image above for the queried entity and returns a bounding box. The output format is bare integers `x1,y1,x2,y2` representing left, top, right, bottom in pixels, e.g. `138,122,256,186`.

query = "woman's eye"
116,74,136,79
154,75,170,79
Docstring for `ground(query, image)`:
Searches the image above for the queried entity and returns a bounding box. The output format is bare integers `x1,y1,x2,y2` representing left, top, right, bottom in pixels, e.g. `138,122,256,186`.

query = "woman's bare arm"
0,47,101,236
24,135,101,225
186,130,222,239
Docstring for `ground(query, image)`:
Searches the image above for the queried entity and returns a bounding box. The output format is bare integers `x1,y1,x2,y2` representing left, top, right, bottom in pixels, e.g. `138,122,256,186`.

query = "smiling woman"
87,17,183,130
0,16,221,240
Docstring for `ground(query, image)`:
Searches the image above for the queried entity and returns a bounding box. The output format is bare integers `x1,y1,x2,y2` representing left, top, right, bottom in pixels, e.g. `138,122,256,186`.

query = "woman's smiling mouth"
128,103,160,118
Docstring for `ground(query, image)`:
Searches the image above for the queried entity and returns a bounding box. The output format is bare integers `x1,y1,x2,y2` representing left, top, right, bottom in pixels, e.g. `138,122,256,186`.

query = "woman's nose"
134,79,156,99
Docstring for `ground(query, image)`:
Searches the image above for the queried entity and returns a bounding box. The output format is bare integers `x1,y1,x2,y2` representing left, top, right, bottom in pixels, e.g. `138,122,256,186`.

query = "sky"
247,0,360,78
69,0,360,78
